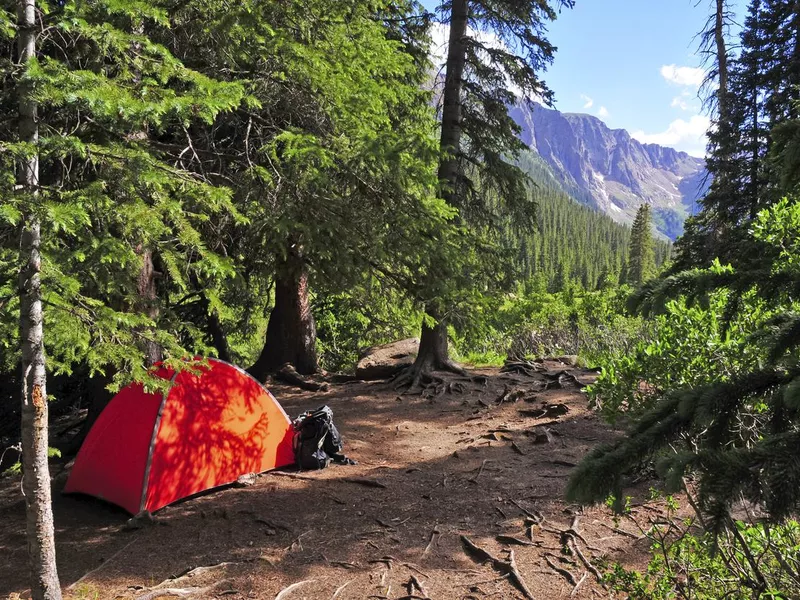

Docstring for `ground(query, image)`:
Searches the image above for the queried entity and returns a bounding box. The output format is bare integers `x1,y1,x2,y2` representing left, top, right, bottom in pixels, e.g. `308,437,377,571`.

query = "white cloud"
429,22,450,67
428,22,528,100
671,90,698,111
581,94,594,109
660,64,705,87
631,114,710,157
597,106,609,118
670,96,690,111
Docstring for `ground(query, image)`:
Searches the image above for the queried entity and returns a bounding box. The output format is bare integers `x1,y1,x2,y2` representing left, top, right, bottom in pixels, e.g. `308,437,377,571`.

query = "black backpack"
292,405,355,470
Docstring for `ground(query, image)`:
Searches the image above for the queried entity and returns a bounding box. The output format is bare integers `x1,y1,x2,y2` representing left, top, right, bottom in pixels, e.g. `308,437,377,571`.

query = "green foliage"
675,0,800,268
626,203,656,285
452,282,645,367
1,0,247,390
588,292,765,421
568,198,800,527
605,515,800,599
313,283,422,373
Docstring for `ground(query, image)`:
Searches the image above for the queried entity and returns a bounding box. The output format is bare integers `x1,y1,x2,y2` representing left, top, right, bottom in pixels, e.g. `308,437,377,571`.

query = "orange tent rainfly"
65,359,295,514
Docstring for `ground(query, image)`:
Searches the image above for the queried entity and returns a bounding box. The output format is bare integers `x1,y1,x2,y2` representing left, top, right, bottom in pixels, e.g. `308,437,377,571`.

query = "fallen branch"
460,536,535,600
406,574,428,599
332,580,353,599
170,561,235,580
422,524,440,556
66,540,134,589
469,459,493,484
135,578,235,600
135,587,203,600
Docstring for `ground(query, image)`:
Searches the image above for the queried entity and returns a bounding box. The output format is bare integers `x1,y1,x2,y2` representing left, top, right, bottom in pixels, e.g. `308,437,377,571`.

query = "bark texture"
248,245,318,381
437,0,468,206
136,247,162,366
17,0,63,597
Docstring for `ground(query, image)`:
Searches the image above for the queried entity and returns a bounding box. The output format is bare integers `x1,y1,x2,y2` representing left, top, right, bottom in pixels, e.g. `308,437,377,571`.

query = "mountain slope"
510,103,708,239
513,150,671,291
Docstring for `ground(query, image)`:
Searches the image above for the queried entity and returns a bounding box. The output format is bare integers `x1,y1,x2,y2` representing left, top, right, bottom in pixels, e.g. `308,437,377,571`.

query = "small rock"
235,472,258,487
554,355,579,367
355,338,419,380
122,510,155,531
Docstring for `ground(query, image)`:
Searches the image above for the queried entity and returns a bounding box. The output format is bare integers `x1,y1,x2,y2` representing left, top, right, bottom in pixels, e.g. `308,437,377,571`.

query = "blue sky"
422,0,748,157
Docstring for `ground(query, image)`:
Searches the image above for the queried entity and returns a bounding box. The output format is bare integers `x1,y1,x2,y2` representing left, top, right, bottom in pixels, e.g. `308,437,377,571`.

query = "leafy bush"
313,287,421,373
587,292,766,422
606,509,800,599
453,282,646,366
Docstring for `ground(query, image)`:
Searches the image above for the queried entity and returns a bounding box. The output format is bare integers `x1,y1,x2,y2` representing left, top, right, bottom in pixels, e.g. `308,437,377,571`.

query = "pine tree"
397,0,574,389
625,203,656,285
1,5,246,584
675,0,799,268
158,0,450,380
566,198,800,531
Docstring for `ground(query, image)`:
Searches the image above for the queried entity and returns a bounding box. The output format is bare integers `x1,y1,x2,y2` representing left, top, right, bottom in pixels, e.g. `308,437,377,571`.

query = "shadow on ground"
0,364,679,600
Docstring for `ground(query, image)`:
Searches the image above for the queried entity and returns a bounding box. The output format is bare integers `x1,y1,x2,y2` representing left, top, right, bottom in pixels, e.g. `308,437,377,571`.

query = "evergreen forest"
1,0,799,599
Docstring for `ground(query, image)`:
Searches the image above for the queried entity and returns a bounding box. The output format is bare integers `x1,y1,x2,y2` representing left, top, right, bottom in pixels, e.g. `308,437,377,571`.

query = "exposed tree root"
461,535,536,600
407,574,428,598
570,571,589,596
275,579,314,600
393,355,486,398
501,359,546,377
275,363,328,391
544,554,577,586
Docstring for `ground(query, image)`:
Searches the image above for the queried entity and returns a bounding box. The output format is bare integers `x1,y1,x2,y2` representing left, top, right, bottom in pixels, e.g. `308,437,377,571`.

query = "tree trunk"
248,245,318,381
416,315,455,371
437,0,469,205
406,0,469,379
136,247,162,366
205,300,232,363
17,0,63,597
715,0,729,121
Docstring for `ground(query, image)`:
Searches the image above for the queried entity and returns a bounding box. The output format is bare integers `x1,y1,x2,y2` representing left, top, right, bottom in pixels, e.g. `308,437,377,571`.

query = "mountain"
509,103,708,239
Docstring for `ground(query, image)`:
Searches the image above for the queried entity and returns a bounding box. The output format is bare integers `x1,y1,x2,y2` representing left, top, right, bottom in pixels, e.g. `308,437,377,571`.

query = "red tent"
64,359,295,514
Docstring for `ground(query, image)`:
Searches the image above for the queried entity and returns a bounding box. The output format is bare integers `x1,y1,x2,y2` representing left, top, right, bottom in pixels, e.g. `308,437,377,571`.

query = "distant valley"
510,103,709,240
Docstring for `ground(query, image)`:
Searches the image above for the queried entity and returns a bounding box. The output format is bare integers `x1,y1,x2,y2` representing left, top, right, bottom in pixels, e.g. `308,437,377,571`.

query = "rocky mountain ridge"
510,103,708,239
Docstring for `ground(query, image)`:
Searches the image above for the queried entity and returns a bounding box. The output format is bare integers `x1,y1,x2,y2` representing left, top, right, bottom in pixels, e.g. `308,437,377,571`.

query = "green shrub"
606,517,800,599
587,292,766,422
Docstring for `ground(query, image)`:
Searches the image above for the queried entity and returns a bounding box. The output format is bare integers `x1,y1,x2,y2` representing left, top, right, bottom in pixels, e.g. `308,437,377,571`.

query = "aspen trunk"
17,0,63,597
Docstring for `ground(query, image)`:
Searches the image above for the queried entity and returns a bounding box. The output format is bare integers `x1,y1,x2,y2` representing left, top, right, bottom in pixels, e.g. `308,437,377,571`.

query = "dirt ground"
0,361,682,600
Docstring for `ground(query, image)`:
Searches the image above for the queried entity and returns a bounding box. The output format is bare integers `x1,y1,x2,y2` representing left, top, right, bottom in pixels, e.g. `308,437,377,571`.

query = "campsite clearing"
0,361,688,599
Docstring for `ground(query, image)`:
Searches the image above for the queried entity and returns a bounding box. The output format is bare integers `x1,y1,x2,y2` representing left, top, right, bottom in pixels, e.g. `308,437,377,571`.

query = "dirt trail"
0,362,677,599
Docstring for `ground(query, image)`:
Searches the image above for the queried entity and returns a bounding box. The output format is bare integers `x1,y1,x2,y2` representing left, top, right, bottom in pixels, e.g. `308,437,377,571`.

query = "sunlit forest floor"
0,361,690,599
